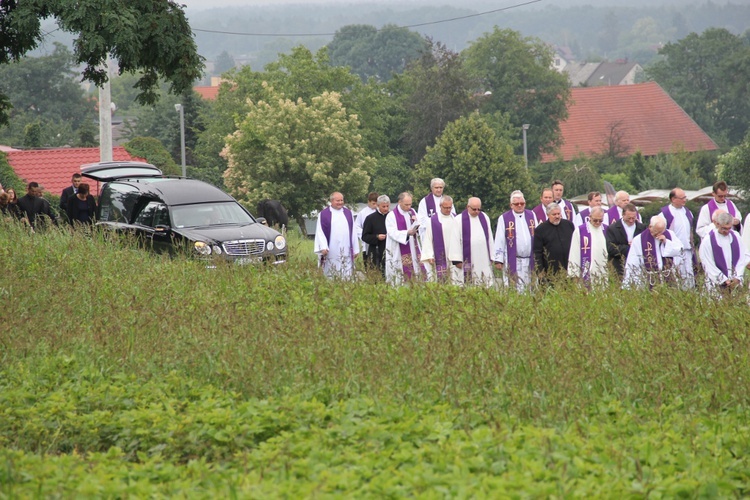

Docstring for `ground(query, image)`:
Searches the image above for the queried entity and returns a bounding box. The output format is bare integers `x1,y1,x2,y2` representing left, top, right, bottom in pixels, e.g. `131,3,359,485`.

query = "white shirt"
697,200,742,239
494,210,537,263
314,207,359,279
699,229,750,288
417,194,455,237
355,205,377,253
623,230,684,288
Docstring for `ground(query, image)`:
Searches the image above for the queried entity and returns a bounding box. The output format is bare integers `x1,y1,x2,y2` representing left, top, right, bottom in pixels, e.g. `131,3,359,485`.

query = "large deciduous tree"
391,39,478,166
193,46,358,188
414,112,534,219
222,84,373,233
328,24,427,82
0,0,204,125
462,28,571,161
647,28,750,147
0,43,95,147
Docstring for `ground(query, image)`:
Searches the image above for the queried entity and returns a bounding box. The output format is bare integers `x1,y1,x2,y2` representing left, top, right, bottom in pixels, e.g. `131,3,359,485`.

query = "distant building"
563,60,643,87
541,82,718,163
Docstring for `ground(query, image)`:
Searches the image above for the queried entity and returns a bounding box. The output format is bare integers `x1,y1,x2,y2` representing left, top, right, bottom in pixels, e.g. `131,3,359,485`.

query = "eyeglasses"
590,218,603,223
511,202,525,207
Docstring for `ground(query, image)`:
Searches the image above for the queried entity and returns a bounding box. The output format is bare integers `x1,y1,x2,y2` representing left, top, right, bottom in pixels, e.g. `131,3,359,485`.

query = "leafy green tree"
462,28,571,161
0,43,95,146
556,159,602,198
392,40,478,165
124,89,205,170
0,0,203,126
647,28,750,147
718,133,750,195
193,46,359,189
213,51,236,75
414,112,534,220
124,137,181,177
23,122,43,148
328,24,427,82
222,85,373,233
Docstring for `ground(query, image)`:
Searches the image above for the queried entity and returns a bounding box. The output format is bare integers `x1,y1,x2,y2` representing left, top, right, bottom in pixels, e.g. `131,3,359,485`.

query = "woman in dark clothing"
5,188,21,219
0,192,21,220
66,182,97,226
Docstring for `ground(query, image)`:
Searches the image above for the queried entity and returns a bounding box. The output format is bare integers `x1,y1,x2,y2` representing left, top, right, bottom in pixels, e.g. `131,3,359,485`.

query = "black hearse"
82,161,286,264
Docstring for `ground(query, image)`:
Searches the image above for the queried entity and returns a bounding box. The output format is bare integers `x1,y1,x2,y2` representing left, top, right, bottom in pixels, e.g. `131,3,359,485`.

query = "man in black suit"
605,203,647,279
361,194,391,277
59,173,82,213
533,202,575,282
18,182,57,230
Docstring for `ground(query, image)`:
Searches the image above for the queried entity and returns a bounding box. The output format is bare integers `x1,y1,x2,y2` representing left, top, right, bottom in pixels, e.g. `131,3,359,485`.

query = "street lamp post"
522,124,530,169
175,104,186,177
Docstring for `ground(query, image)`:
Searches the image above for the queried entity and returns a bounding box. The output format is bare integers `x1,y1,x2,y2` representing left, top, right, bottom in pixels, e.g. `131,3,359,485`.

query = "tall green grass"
2,220,749,422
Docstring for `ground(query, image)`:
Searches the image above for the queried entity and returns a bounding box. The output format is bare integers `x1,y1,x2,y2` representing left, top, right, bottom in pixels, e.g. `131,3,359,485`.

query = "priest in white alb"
568,206,609,287
421,195,461,284
622,215,684,289
449,197,496,288
699,211,750,294
385,192,425,285
314,191,359,279
417,177,455,238
494,190,537,292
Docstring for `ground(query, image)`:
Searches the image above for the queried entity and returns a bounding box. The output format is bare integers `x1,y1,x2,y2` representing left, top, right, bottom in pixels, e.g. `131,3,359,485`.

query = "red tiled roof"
541,82,718,163
5,147,142,196
194,86,220,100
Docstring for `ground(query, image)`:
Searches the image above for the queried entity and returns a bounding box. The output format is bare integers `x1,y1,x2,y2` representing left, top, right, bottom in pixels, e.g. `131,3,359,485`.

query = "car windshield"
171,202,255,228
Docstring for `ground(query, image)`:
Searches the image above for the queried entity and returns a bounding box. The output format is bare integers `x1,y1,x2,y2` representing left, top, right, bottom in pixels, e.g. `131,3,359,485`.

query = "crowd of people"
313,179,750,295
0,174,97,230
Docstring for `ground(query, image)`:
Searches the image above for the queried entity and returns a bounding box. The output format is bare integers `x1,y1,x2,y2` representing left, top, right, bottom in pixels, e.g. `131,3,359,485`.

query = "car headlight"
194,241,211,255
266,241,274,251
212,245,222,255
275,235,286,250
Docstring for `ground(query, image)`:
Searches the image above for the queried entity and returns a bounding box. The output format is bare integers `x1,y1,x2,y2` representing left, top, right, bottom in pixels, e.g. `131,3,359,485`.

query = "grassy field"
2,221,750,496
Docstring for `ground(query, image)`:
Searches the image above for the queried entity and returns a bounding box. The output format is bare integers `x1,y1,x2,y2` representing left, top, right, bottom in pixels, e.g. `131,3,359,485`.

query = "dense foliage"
2,223,750,494
222,85,373,230
0,0,204,125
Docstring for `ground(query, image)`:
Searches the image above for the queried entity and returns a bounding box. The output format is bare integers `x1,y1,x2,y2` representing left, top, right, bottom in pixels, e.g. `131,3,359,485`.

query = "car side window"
98,183,140,223
134,201,168,228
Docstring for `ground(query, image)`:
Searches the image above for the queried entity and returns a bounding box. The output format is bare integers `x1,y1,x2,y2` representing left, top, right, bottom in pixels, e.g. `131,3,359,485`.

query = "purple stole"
394,208,425,280
709,231,740,278
606,205,621,224
578,223,607,282
502,210,535,276
707,199,737,220
560,199,575,220
319,207,354,264
461,210,491,281
639,230,672,272
579,207,591,225
430,215,451,281
424,195,438,218
532,204,547,224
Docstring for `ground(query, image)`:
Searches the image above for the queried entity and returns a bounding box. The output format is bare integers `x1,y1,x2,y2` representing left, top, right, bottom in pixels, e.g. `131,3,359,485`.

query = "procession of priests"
314,179,750,296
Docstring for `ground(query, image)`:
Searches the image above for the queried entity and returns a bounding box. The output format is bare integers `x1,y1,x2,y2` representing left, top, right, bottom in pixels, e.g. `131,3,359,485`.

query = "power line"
191,0,543,38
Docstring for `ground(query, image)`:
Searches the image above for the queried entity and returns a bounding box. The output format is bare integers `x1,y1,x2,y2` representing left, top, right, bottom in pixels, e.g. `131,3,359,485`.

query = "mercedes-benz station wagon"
82,161,286,265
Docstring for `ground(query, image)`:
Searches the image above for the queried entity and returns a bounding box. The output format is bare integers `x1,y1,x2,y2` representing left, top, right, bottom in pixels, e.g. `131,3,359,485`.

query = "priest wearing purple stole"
568,206,609,286
623,215,684,289
696,180,742,239
494,190,537,292
552,180,577,222
574,191,602,227
699,211,750,293
417,178,455,238
661,187,697,288
314,192,359,279
449,197,496,288
385,192,425,285
421,195,461,284
531,188,554,224
605,190,641,226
